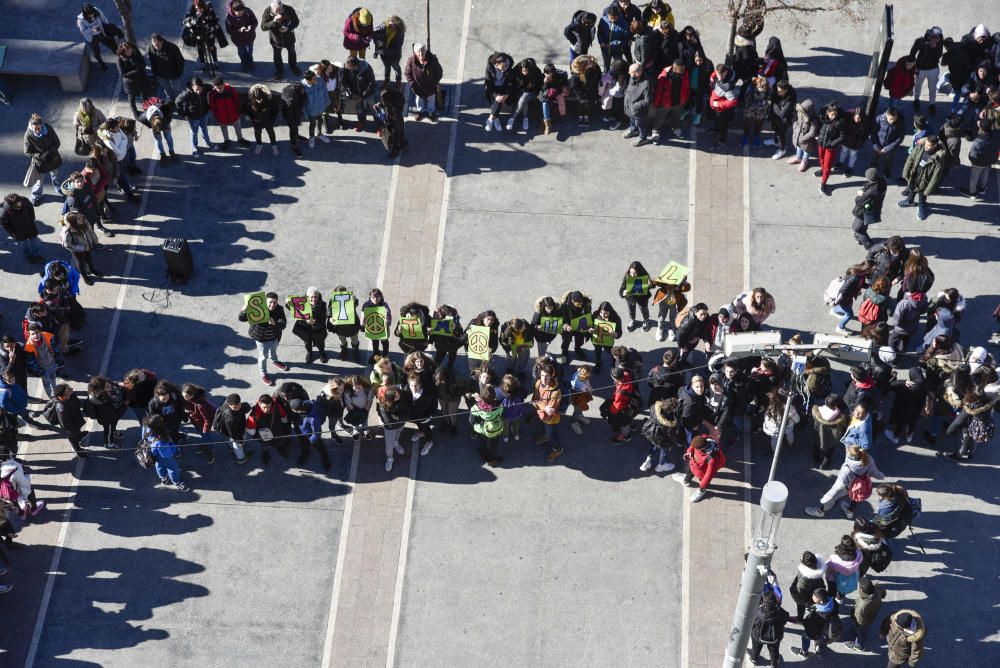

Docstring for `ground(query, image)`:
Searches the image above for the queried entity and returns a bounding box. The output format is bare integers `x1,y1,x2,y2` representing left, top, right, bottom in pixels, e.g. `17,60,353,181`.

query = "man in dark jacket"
623,63,652,146
563,10,596,61
747,590,789,667
212,393,251,462
898,134,947,219
631,20,660,77
63,171,112,237
766,79,796,158
23,115,62,205
870,107,905,178
225,0,258,72
0,193,42,262
961,118,998,199
851,168,888,248
174,77,217,155
879,609,925,667
116,42,150,114
676,303,711,357
341,56,377,131
260,0,300,80
49,383,88,458
148,33,186,102
867,234,909,285
677,375,707,438
404,43,443,121
910,27,943,114
238,291,288,385
281,81,306,157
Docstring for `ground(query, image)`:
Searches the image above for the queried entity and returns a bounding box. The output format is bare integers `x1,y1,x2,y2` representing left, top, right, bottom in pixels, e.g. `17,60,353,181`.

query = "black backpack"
868,541,893,573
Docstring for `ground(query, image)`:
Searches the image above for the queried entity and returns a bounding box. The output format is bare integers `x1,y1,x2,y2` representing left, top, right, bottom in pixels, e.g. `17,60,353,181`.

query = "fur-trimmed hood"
653,400,678,427
889,609,926,642
812,404,848,427
797,557,826,580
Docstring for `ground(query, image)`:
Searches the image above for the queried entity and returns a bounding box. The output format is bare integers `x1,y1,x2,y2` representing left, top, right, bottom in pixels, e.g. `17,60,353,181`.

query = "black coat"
399,383,437,421
676,311,710,349
239,305,286,342
342,61,377,99
148,40,186,80
852,177,887,219
751,602,789,645
148,391,187,434
280,82,306,123
261,4,299,48
677,385,706,431
769,87,797,125
175,85,211,119
564,11,596,53
55,394,86,432
117,50,151,97
0,196,39,240
484,53,516,102
23,124,62,173
212,402,250,440
817,105,845,148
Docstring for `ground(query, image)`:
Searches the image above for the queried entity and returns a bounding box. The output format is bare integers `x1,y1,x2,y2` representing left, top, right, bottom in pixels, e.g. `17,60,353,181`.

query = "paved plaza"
0,1,998,666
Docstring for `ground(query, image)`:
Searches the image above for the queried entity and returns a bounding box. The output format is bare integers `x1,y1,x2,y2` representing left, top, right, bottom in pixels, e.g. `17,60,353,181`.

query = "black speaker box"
162,238,193,283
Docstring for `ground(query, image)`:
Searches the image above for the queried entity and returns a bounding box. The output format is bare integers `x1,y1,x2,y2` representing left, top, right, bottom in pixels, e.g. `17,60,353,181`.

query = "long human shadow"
786,46,873,79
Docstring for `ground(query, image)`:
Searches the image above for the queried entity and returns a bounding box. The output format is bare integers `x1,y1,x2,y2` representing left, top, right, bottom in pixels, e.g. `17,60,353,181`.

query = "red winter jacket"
185,396,217,433
883,59,915,99
609,373,635,415
208,84,241,125
653,69,690,109
686,438,726,489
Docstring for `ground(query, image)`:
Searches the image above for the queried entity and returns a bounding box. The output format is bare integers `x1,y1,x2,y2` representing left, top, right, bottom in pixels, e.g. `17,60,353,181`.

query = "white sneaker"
771,149,786,160
885,429,898,444
578,415,591,425
493,118,501,131
420,441,433,456
839,500,855,519
690,489,707,502
271,145,279,156
655,462,676,473
393,443,405,455
640,456,653,471
514,433,520,441
571,421,583,435
667,330,676,341
254,144,263,155
522,117,529,130
672,472,691,485
656,324,666,342
506,118,515,131
672,127,683,138
836,327,850,335
308,137,316,149
385,457,394,472
485,118,493,131
318,134,331,143
503,436,509,442
650,130,661,141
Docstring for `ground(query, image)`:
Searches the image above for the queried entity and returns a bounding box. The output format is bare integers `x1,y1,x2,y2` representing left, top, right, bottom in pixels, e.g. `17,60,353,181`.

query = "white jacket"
98,127,129,161
76,8,109,42
1,458,32,500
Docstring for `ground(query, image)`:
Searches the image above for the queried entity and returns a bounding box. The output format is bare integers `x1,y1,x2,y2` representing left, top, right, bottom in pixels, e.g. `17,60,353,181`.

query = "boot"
339,347,348,360
543,119,552,135
352,345,361,362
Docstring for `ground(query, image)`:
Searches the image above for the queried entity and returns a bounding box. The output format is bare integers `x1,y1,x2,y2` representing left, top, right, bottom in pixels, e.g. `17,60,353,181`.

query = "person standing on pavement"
376,386,407,472
766,79,796,159
564,10,597,63
145,414,190,491
76,3,119,72
533,363,563,462
238,291,288,385
148,33,187,103
280,80,306,157
341,56,378,132
470,384,505,466
746,589,789,668
121,368,157,423
225,0,258,72
96,117,137,199
45,383,87,458
405,43,443,121
208,76,245,148
910,27,944,115
792,589,839,659
880,610,926,667
604,367,637,442
961,119,998,199
302,69,331,149
651,59,689,144
116,43,152,114
898,134,946,220
672,433,724,503
343,7,374,59
261,1,300,80
708,62,739,150
816,101,844,195
84,376,126,449
851,168,888,249
623,62,652,146
372,15,405,84
0,194,43,263
23,114,62,206
59,211,102,285
870,106,906,178
181,383,218,463
211,393,251,463
291,286,329,362
848,575,885,652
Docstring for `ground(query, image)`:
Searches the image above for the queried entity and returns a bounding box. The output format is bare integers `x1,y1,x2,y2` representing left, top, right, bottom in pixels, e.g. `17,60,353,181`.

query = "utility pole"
722,481,788,668
425,0,431,51
113,0,136,45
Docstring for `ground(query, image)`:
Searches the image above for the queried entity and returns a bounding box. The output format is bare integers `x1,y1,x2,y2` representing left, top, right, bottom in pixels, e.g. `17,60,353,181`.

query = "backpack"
41,399,60,427
624,385,643,420
823,276,846,306
476,406,504,439
857,297,881,324
848,474,872,502
751,614,779,644
868,541,893,573
967,414,996,443
135,435,155,469
0,469,19,506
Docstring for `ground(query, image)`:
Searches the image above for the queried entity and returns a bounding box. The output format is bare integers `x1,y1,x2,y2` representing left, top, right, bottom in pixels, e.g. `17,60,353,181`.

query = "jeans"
902,190,927,207
383,426,402,458
18,236,41,257
838,146,859,170
155,456,181,484
801,634,826,654
628,116,648,139
272,44,297,75
159,78,183,103
646,444,673,467
794,146,810,165
236,42,254,69
626,295,650,321
152,129,174,156
969,165,991,194
39,365,58,398
414,94,437,115
914,67,938,104
870,149,895,177
256,338,280,374
512,92,534,120
542,421,561,452
832,304,853,329
30,169,60,199
188,116,211,150
506,347,531,376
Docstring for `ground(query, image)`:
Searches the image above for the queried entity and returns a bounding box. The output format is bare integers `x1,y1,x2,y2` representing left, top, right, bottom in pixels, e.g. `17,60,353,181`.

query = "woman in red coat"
883,56,916,107
343,7,373,58
207,76,245,147
673,434,725,502
604,368,637,443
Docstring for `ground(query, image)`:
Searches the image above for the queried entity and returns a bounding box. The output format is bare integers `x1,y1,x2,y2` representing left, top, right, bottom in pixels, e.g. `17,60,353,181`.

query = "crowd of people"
2,2,1000,664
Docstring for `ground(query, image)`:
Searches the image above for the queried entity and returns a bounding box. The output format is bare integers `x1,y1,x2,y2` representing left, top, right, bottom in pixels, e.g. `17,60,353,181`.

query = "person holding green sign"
238,291,288,386
429,304,463,372
530,296,562,358
327,286,362,362
290,287,329,363
589,301,623,373
394,302,431,355
361,288,392,364
559,291,592,362
650,275,690,342
461,310,500,376
499,317,535,380
619,261,653,332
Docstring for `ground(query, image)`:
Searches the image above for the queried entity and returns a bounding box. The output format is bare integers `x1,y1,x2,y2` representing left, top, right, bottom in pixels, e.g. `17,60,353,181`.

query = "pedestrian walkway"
685,135,752,667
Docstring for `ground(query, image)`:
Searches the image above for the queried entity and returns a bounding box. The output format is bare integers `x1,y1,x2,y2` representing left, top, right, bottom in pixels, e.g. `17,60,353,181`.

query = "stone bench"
0,38,90,92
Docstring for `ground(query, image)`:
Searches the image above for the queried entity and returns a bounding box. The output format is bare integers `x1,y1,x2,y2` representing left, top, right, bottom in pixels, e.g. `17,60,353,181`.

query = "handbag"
23,162,39,188
74,136,90,156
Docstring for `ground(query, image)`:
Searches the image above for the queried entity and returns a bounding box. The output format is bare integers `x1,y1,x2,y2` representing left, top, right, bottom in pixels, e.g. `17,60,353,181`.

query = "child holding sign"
327,286,362,362
650,262,691,342
590,301,623,373
362,288,392,364
290,287,329,363
395,302,431,355
619,261,653,332
559,291,592,362
499,318,535,380
530,296,562,358
429,304,463,372
461,310,500,377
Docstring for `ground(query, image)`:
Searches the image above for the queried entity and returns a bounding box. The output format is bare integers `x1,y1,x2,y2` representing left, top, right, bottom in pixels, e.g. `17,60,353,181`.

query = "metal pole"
426,0,431,51
766,388,794,483
723,481,788,668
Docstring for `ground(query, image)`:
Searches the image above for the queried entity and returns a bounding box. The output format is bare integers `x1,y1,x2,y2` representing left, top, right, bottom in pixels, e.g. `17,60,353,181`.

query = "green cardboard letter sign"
626,275,650,296
244,292,269,324
429,318,455,336
466,324,492,361
399,316,426,340
329,291,356,326
570,313,593,332
363,306,388,340
592,319,615,346
287,295,313,320
538,316,562,335
657,261,689,286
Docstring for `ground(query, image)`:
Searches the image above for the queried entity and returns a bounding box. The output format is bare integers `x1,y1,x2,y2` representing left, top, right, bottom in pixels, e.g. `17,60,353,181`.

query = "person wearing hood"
910,27,944,114
343,7,373,59
242,83,280,155
853,518,892,576
640,397,683,473
137,100,177,165
672,433,724,502
564,10,597,62
261,1,301,80
788,98,819,172
793,589,839,659
747,588,789,667
961,23,995,64
848,575,886,652
760,36,788,85
225,1,258,72
880,609,926,666
962,118,998,199
642,0,674,30
815,101,845,194
851,168,888,249
945,390,994,461
812,394,848,469
148,33,186,103
483,52,516,132
0,193,42,262
885,367,926,445
23,114,62,205
766,79,796,159
788,551,826,621
707,62,738,150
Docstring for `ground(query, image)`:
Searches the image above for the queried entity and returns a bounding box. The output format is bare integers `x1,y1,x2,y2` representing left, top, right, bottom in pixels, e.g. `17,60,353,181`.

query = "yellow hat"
358,8,372,26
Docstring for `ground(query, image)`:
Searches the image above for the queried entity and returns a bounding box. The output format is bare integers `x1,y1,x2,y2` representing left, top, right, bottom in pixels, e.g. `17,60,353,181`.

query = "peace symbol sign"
468,330,490,356
365,311,386,335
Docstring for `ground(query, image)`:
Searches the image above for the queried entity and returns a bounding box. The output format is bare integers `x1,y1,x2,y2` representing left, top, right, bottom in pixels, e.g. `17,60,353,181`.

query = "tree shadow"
786,47,873,79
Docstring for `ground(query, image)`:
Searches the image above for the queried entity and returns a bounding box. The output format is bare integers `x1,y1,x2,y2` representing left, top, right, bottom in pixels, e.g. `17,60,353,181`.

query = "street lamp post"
722,481,789,668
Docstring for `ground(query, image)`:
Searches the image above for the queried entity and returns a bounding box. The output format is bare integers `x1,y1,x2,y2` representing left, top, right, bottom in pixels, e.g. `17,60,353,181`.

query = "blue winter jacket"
871,113,905,153
303,78,329,119
38,260,81,296
0,379,29,415
151,438,180,461
841,414,873,450
297,399,327,443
